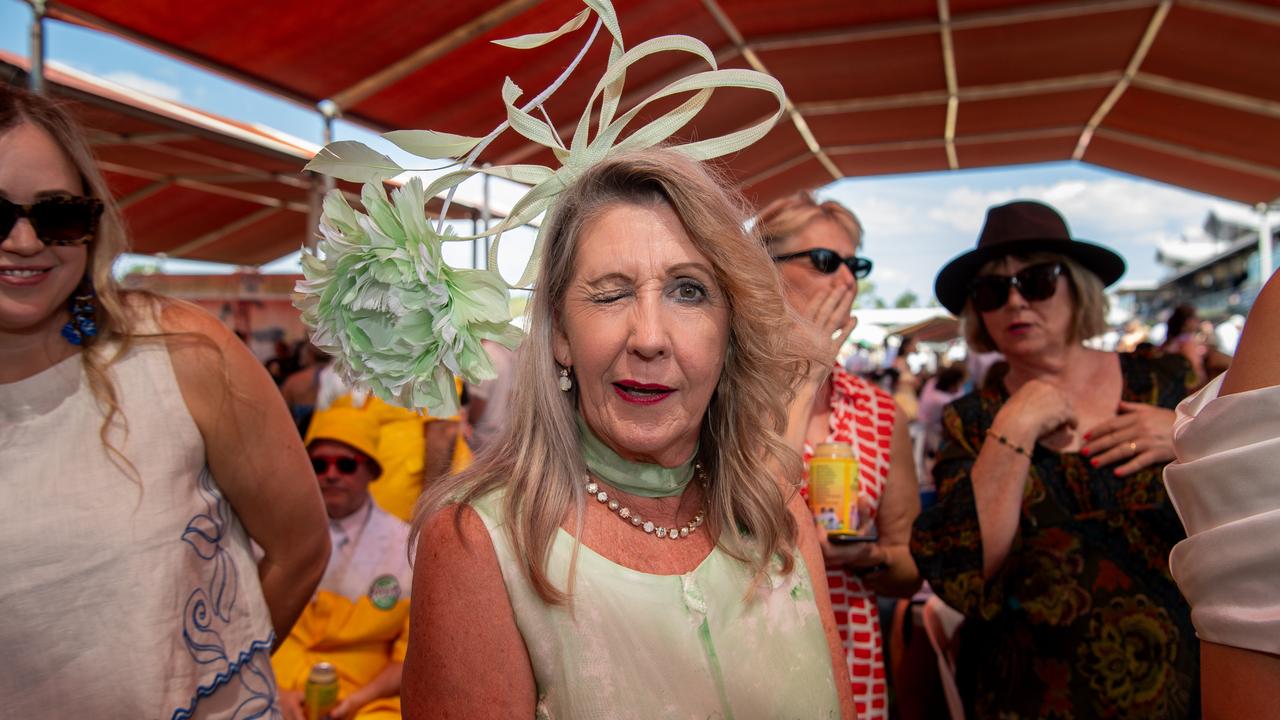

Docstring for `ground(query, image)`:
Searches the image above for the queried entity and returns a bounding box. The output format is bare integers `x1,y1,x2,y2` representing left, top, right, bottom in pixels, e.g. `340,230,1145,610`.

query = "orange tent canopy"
42,0,1280,208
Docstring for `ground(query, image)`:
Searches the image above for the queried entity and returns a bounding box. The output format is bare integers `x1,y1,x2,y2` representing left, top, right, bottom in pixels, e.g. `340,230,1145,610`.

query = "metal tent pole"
481,164,492,270
318,99,339,193
471,210,480,269
304,100,341,252
28,0,47,94
304,174,322,252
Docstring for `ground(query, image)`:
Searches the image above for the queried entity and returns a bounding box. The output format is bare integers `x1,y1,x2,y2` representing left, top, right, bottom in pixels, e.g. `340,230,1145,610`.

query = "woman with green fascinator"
294,2,858,717
409,148,853,719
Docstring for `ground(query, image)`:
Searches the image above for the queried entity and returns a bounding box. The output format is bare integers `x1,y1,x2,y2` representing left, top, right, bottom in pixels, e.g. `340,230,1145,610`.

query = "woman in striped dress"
758,192,923,720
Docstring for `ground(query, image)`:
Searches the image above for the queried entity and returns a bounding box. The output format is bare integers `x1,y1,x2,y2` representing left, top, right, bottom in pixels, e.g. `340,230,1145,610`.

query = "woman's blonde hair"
412,149,813,604
754,190,863,251
2,86,138,459
960,251,1109,353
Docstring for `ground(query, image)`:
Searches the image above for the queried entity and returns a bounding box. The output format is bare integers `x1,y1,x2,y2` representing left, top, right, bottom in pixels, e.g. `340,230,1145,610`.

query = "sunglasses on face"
771,248,873,279
311,455,366,475
968,262,1064,313
0,195,104,247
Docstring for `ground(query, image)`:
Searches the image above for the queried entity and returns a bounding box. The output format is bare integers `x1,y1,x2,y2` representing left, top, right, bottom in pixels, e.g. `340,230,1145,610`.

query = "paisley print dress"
910,353,1200,719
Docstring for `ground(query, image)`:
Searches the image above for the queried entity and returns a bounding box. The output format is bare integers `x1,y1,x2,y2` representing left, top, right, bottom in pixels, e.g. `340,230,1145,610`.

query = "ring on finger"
1128,441,1138,454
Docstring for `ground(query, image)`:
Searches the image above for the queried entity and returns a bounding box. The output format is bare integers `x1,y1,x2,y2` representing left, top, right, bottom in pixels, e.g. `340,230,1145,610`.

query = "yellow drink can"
305,662,339,720
808,442,861,538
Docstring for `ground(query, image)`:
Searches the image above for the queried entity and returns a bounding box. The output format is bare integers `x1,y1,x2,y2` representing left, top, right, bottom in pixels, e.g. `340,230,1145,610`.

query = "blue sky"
1,0,1248,304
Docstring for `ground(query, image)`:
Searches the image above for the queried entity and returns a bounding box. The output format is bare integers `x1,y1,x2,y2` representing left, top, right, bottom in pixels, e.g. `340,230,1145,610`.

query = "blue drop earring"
61,280,99,346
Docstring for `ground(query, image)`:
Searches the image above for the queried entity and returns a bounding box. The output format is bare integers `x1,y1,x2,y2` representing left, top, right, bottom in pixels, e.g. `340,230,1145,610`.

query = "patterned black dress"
910,353,1200,719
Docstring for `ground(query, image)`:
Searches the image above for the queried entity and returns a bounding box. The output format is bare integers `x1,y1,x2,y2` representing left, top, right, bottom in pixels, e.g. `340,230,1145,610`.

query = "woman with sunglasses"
756,191,922,720
911,200,1198,718
0,87,328,716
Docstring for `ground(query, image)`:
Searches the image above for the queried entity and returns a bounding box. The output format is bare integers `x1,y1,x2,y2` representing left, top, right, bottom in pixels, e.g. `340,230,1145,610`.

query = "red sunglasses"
310,455,368,475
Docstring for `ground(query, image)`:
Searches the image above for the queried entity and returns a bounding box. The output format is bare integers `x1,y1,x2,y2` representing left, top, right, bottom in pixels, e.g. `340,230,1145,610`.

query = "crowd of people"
4,58,1278,720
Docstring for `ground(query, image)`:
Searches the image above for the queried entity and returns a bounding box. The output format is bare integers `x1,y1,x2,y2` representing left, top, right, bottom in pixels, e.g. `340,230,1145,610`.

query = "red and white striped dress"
800,366,897,720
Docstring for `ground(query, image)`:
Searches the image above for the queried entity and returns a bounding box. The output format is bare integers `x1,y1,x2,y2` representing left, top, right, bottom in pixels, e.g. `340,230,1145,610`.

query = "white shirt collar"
329,498,373,549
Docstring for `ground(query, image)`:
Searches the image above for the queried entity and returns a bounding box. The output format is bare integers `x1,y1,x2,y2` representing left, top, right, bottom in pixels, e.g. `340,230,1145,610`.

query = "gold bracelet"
986,428,1032,458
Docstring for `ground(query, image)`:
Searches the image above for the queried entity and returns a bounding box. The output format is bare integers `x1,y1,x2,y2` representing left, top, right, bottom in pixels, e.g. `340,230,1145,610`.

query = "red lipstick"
613,380,675,405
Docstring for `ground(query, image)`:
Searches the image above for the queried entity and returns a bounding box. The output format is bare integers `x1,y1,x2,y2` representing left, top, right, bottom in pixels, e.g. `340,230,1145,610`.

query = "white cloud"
101,71,183,102
872,266,906,282
926,177,1219,242
822,193,919,239
814,168,1254,306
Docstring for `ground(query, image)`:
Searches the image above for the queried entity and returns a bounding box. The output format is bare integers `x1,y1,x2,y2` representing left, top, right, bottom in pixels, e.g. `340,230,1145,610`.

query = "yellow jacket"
272,503,411,719
331,389,473,522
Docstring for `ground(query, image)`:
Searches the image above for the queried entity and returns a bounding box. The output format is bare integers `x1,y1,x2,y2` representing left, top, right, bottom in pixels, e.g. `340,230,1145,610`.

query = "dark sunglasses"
0,195,103,246
311,455,366,475
968,262,1064,312
771,248,873,279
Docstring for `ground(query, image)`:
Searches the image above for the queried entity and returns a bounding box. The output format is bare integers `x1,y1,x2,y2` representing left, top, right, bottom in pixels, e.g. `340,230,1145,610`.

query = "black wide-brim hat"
933,200,1126,315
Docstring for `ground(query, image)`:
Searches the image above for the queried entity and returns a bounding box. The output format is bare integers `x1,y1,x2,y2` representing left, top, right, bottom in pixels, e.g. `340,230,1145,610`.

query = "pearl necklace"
585,476,706,540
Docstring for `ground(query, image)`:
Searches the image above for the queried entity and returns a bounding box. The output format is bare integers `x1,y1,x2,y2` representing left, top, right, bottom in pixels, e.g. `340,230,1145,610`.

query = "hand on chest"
1040,378,1125,454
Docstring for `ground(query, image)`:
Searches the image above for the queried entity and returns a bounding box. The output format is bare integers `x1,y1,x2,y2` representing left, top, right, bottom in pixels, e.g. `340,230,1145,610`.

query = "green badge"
368,574,402,610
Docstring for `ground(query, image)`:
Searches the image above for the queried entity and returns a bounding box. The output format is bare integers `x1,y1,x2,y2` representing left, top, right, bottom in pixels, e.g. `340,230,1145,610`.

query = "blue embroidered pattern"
172,469,280,720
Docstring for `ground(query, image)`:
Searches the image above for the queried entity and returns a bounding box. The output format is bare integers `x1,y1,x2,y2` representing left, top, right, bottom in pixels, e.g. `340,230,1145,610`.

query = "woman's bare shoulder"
147,294,236,340
417,503,496,561
405,499,535,716
130,293,279,424
1222,272,1280,395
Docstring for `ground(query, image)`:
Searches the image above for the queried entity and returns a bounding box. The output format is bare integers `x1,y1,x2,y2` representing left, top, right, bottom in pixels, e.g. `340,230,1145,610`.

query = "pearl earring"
559,367,573,392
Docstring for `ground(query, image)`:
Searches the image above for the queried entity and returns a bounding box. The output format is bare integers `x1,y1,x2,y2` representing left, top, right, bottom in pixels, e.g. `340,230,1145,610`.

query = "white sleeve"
1164,374,1280,655
315,363,351,411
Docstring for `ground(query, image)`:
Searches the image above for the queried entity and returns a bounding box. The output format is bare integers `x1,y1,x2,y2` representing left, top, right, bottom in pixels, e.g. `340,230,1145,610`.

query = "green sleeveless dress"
471,490,841,720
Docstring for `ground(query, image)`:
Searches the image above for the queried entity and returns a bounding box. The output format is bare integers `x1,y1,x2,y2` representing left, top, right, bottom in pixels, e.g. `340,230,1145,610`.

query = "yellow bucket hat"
305,407,383,477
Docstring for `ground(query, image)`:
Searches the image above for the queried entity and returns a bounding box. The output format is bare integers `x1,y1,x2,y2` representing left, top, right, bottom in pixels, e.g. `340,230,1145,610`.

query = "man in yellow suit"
274,408,410,720
330,384,472,523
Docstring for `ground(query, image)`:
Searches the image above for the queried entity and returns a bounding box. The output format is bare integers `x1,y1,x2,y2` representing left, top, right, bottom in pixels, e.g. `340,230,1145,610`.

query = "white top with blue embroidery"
0,306,276,719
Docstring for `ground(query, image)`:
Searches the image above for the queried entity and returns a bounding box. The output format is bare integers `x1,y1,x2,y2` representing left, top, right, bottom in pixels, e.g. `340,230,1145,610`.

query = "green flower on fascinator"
299,0,787,415
296,179,521,416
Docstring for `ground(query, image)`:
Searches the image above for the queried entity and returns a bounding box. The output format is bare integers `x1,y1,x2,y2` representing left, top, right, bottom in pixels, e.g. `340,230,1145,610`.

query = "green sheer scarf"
577,415,696,498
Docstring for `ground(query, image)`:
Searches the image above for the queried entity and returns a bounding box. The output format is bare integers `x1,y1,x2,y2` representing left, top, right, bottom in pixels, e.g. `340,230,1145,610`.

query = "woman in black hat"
910,200,1199,718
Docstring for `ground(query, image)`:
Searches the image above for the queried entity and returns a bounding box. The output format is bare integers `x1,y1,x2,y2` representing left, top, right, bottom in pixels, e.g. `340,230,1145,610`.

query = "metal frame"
1072,1,1172,160
702,0,841,181
937,0,959,170
26,0,47,94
